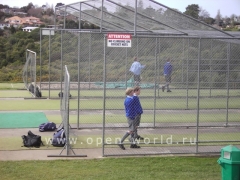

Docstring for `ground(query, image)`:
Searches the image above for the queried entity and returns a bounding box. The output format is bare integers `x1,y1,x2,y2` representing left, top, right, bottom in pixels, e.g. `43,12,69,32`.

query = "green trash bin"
217,145,240,180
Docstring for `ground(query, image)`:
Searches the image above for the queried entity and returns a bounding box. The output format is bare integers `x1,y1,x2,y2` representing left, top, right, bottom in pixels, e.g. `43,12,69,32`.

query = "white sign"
42,29,55,36
107,33,132,47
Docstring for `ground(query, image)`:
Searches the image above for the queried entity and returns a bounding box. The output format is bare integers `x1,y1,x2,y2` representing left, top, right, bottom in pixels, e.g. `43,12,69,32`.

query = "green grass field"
0,83,237,179
0,156,221,180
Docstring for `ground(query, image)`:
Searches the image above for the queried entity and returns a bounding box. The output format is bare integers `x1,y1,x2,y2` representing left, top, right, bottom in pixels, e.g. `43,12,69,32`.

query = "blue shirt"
164,62,172,76
133,94,143,115
124,96,137,120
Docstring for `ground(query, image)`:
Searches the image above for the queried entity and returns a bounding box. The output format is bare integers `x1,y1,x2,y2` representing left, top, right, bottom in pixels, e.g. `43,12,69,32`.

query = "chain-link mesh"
60,65,71,155
40,28,240,156
103,37,240,156
22,49,37,97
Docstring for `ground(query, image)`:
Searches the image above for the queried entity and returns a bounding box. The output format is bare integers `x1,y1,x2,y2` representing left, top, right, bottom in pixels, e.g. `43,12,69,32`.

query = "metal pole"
225,43,230,126
40,29,42,90
102,35,106,156
66,66,70,155
157,38,161,97
64,6,66,29
153,38,158,127
182,39,184,84
125,47,128,88
26,50,28,88
134,0,137,36
210,39,213,97
88,34,91,90
100,0,103,33
186,39,189,109
60,30,63,109
77,32,81,130
54,7,56,29
79,2,81,30
77,2,82,130
196,38,201,153
48,32,51,99
34,50,36,98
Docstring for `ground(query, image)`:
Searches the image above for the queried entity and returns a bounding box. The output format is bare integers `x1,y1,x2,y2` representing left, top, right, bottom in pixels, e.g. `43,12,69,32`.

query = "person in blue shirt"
162,58,173,92
132,86,144,141
129,57,146,86
118,88,140,150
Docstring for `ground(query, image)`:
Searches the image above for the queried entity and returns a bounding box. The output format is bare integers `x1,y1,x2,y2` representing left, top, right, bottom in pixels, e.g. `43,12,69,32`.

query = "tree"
21,3,34,13
10,25,16,34
204,17,215,25
0,11,4,20
56,3,64,7
28,7,42,18
0,29,4,36
215,10,222,26
46,5,54,16
198,7,214,24
65,20,79,29
144,6,156,18
27,28,40,41
0,4,9,9
199,7,210,20
184,4,200,19
137,0,144,12
230,14,238,26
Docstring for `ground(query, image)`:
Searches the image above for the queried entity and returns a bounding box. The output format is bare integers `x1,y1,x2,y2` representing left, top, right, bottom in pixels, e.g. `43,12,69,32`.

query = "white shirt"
129,61,145,75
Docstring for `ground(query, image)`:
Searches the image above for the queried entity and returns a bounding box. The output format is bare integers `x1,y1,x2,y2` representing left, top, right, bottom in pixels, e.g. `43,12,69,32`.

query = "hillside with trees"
0,3,239,82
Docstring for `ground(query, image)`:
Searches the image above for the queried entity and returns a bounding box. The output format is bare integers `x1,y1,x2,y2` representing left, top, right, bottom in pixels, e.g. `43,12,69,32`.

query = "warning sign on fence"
107,33,132,47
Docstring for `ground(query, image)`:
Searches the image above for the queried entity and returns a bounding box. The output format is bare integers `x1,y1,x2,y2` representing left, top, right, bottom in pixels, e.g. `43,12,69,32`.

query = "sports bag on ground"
21,131,43,148
39,122,56,132
58,92,72,98
51,128,66,147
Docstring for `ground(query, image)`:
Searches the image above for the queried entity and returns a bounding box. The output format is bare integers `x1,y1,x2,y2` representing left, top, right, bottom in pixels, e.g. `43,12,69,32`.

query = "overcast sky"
0,0,239,18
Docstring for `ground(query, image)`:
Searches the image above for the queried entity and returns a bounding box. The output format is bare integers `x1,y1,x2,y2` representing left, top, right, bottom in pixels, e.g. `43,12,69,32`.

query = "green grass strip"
46,112,240,124
0,157,221,180
0,98,239,110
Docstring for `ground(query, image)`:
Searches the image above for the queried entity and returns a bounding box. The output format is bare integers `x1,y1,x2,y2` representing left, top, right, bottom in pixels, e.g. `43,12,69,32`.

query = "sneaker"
137,135,144,140
162,86,165,92
167,90,172,92
130,144,141,148
118,142,125,150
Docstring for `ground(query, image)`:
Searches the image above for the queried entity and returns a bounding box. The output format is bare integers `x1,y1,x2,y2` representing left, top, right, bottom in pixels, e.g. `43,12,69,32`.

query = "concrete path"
0,148,103,161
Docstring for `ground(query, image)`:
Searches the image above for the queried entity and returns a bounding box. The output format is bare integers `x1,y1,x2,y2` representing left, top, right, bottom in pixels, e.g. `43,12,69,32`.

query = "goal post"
22,49,41,98
48,65,87,157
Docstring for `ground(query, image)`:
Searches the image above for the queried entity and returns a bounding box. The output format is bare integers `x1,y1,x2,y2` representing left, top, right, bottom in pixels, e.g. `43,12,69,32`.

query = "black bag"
51,128,66,147
35,87,42,97
28,83,42,97
39,122,56,132
58,92,72,98
21,131,43,148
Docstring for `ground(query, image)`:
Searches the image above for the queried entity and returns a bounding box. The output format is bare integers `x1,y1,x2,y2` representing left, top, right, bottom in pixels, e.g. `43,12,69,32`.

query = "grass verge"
0,156,221,180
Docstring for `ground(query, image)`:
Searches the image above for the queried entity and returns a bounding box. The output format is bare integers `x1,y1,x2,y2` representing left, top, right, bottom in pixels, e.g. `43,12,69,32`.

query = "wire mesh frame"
62,65,71,154
102,37,240,157
39,29,240,157
22,49,37,97
44,0,240,156
55,0,235,38
39,29,240,126
48,65,87,157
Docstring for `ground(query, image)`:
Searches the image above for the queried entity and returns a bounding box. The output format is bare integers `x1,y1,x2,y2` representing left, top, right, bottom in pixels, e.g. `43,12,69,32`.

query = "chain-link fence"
61,65,71,154
22,49,38,97
48,65,87,157
40,29,240,156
